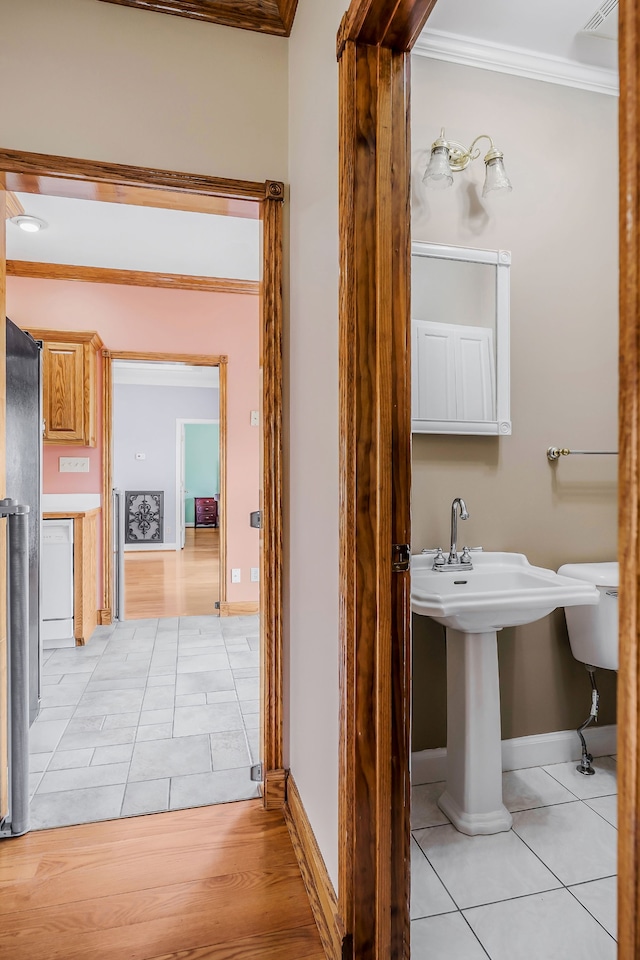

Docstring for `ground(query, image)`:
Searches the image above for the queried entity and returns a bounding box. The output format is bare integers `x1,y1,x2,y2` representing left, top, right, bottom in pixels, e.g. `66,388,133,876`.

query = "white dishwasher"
41,518,75,648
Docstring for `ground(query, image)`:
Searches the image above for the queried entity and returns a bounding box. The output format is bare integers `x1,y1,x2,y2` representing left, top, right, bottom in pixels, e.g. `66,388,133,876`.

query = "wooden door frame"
0,149,286,807
103,351,228,616
337,1,634,958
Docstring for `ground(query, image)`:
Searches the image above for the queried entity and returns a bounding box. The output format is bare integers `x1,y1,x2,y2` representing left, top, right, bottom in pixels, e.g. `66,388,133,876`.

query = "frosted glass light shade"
482,156,512,197
423,146,453,190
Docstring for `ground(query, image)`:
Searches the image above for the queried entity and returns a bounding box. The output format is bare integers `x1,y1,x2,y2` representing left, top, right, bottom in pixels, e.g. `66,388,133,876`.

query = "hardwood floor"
0,800,326,960
125,528,220,619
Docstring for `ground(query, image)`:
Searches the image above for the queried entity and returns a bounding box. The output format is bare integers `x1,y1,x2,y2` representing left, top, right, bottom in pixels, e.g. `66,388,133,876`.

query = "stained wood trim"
73,511,99,645
260,192,284,784
96,0,299,37
263,767,287,809
102,352,113,616
0,149,265,202
338,3,417,955
4,178,259,219
5,192,23,219
106,350,227,366
42,510,101,519
218,601,259,617
284,775,344,960
218,360,228,608
7,261,260,296
337,0,437,55
98,609,112,626
26,328,104,351
619,1,639,955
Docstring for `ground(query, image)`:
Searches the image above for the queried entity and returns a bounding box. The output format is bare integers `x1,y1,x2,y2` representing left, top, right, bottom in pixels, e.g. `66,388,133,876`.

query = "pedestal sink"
411,552,600,835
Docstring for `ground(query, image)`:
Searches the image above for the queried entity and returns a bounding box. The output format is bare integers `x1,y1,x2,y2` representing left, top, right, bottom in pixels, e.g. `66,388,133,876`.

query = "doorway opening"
0,149,285,837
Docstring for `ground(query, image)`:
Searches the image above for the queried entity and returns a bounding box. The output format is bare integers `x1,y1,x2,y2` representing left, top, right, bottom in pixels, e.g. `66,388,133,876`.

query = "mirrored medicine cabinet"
411,241,511,436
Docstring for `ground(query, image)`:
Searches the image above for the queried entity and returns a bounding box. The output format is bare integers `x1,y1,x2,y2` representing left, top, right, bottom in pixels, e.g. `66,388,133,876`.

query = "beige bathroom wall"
0,0,288,182
410,57,618,750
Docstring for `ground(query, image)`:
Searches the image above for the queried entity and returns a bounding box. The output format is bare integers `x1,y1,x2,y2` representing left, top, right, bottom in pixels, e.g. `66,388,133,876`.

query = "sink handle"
432,547,446,569
461,546,473,564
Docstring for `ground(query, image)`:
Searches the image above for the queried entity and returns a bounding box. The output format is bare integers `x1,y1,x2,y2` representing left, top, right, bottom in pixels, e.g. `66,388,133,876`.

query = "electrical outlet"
231,568,241,583
250,567,259,582
59,457,90,473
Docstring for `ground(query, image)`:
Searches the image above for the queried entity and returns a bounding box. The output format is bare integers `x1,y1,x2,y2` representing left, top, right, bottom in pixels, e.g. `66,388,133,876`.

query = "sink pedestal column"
438,628,513,835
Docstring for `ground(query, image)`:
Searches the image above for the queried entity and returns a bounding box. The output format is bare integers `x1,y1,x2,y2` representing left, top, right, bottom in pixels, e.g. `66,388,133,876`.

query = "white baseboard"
124,542,177,552
411,724,617,785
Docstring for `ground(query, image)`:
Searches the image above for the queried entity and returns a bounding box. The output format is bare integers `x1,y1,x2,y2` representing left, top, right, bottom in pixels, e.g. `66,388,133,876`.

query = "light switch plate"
59,457,90,473
250,567,259,582
231,568,241,583
250,410,259,427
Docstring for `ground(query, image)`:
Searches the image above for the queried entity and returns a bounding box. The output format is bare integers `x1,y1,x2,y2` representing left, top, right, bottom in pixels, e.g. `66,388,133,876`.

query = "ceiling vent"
582,0,618,40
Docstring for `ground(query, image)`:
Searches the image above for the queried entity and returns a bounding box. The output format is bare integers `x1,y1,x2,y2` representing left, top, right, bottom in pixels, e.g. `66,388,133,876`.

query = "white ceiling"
420,0,618,82
6,193,260,280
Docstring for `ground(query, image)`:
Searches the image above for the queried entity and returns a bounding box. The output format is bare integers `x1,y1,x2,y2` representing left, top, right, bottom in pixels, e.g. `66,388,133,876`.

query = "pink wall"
6,277,260,604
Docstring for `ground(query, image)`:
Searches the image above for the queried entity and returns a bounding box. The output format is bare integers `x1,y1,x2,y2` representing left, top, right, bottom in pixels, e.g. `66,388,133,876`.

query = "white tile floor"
411,756,618,959
29,615,261,829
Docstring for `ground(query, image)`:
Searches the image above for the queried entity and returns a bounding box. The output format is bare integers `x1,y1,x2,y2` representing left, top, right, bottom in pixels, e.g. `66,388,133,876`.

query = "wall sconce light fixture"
423,129,512,197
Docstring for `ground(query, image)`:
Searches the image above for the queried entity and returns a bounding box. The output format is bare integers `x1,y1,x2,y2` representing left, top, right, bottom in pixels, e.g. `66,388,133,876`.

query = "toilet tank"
557,562,618,671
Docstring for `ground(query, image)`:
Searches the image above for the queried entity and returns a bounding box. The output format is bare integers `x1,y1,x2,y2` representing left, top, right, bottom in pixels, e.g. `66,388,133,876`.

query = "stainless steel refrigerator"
1,318,42,837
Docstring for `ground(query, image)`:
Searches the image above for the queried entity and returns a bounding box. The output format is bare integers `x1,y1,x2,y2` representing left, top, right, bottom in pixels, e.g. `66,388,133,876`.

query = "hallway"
0,800,326,960
125,528,220,619
30,614,259,829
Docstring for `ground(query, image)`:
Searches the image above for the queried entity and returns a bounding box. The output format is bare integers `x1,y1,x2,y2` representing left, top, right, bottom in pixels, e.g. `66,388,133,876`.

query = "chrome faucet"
432,497,473,571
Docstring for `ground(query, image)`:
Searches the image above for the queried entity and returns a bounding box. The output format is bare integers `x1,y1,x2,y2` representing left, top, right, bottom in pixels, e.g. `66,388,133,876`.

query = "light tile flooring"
411,755,618,959
29,615,261,830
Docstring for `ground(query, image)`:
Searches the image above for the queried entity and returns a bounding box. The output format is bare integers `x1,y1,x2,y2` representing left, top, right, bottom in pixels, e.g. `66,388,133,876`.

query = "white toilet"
557,561,618,775
557,562,618,671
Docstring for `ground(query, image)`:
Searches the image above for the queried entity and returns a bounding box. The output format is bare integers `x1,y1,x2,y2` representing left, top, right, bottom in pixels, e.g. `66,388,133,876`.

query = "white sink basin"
411,551,600,632
411,550,601,836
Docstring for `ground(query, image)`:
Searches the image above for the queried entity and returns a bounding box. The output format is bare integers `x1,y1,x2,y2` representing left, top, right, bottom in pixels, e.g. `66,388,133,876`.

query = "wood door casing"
1,152,285,814
618,1,640,955
338,37,412,960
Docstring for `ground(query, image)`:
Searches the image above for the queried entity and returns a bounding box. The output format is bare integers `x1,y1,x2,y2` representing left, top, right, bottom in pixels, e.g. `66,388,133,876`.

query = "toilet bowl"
557,562,618,671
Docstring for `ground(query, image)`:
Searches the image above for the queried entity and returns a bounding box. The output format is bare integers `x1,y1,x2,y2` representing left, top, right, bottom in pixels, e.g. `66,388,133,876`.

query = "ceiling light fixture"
423,129,513,198
10,215,47,233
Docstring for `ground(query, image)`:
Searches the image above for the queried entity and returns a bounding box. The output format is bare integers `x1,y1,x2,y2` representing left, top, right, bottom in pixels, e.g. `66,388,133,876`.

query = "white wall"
0,0,288,182
287,0,346,890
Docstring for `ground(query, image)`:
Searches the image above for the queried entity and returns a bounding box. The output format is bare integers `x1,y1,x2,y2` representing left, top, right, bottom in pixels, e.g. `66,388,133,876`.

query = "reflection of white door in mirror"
411,242,511,436
413,320,495,422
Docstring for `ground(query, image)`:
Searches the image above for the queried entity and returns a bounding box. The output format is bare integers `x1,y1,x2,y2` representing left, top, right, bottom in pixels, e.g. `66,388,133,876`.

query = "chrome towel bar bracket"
547,447,618,462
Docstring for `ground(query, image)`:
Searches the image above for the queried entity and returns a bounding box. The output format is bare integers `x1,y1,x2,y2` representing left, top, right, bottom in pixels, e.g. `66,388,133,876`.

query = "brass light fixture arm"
435,129,502,172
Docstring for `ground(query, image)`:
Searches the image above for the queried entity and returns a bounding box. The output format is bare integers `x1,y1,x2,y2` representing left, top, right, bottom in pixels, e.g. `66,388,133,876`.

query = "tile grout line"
118,619,158,818
564,879,618,944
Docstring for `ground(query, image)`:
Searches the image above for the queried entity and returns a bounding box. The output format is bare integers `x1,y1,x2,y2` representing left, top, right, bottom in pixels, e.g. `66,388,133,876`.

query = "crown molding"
112,360,219,388
413,29,619,97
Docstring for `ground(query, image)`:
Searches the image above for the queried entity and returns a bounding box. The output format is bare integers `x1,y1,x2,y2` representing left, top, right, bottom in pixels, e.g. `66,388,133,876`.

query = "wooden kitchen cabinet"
27,329,103,446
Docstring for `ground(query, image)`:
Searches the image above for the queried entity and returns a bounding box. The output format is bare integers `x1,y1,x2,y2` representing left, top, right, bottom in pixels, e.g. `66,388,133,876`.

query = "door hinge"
392,544,411,572
250,762,263,782
249,510,261,529
214,601,220,609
